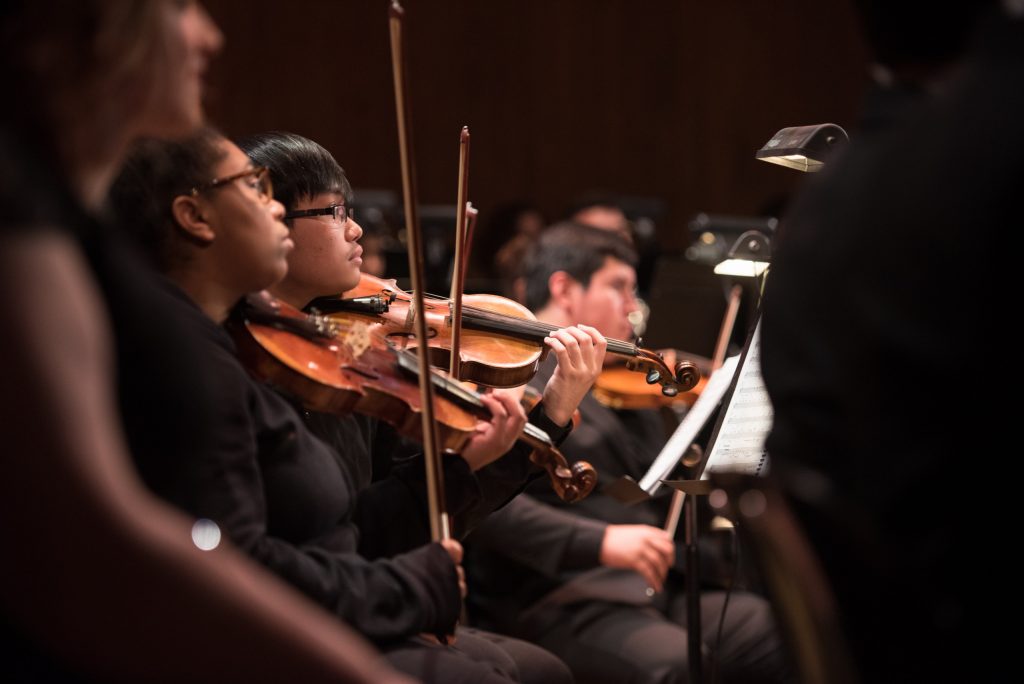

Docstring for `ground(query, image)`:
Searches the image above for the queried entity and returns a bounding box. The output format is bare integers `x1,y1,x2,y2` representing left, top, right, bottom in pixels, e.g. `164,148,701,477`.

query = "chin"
337,271,362,293
252,265,288,293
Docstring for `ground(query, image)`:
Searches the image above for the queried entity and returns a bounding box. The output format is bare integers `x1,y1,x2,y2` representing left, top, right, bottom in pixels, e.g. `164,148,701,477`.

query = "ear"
547,270,582,316
171,195,216,244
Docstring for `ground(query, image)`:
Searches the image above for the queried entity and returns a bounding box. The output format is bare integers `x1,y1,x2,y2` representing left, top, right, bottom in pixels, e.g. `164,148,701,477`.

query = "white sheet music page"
702,320,772,478
638,354,740,495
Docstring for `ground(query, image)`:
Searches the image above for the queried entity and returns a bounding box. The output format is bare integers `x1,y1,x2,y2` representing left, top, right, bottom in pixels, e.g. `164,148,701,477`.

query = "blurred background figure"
566,194,632,243
472,201,547,299
0,2,407,681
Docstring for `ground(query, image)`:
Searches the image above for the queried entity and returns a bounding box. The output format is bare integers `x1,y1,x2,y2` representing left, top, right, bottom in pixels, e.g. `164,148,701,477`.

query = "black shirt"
88,250,462,644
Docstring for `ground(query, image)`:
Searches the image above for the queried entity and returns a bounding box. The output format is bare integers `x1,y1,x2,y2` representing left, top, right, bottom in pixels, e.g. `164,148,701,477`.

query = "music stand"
661,313,772,683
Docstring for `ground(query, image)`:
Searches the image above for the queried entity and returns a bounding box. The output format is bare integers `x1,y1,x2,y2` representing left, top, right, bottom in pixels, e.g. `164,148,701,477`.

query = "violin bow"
448,126,471,381
389,0,449,541
663,283,743,538
463,202,478,284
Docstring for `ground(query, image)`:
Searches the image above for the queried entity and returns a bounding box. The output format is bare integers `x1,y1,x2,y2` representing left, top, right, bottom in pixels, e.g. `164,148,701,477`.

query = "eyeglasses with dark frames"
283,204,355,224
190,166,273,203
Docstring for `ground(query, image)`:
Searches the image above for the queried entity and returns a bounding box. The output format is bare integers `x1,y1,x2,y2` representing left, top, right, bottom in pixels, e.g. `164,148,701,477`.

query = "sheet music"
637,354,740,495
702,320,771,478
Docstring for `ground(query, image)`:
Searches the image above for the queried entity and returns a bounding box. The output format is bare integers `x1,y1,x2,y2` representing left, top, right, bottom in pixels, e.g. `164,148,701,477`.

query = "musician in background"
242,130,613,684
476,201,547,299
566,195,633,244
1,2,406,681
466,223,789,684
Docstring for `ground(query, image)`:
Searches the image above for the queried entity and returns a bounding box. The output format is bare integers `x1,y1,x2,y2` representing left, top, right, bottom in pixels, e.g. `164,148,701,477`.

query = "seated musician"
464,223,791,684
2,2,404,681
240,130,609,682
107,127,598,683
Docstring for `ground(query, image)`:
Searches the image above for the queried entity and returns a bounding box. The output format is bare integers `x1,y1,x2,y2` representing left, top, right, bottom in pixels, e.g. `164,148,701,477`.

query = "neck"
168,265,240,324
268,280,316,312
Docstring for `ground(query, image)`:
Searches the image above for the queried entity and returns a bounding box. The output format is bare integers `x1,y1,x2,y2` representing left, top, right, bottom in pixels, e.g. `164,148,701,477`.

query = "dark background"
202,0,869,354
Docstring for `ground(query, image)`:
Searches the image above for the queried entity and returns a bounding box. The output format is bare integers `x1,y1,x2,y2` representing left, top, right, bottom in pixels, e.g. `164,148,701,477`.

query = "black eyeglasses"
191,166,273,203
284,204,355,223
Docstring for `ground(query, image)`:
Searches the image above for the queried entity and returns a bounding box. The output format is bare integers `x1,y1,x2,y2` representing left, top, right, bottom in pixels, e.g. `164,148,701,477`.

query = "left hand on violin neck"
540,324,608,426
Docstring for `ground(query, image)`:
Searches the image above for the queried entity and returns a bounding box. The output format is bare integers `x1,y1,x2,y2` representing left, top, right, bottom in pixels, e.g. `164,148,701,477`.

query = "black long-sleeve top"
301,380,575,559
91,254,462,644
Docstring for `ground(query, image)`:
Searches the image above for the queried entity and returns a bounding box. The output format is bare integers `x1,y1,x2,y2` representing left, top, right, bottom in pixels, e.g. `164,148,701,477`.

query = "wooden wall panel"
202,0,868,350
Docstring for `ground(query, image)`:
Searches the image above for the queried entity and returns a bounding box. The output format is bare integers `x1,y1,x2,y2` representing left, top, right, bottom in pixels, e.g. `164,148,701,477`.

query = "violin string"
394,290,640,356
458,305,637,355
392,344,488,412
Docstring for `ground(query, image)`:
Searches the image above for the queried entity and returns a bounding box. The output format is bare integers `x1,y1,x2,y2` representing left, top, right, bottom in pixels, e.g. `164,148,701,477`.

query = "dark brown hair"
108,127,227,270
522,222,638,311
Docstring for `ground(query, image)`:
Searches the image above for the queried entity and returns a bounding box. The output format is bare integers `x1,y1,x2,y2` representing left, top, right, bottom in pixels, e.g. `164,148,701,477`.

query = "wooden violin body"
316,274,702,396
229,292,596,502
330,275,544,388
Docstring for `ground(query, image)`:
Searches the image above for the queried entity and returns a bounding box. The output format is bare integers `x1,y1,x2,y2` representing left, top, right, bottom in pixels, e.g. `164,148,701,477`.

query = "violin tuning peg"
662,386,679,398
645,369,661,385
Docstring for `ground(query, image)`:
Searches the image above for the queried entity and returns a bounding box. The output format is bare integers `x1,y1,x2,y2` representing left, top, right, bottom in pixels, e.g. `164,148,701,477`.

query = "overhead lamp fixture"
713,230,771,277
755,123,849,172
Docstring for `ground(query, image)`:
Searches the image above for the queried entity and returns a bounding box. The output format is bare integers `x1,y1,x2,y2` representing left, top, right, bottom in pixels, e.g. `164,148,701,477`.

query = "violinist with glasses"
107,127,601,684
241,130,614,683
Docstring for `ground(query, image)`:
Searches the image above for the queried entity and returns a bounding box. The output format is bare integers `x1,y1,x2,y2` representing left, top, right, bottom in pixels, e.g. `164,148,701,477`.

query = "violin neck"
460,307,637,357
394,346,554,451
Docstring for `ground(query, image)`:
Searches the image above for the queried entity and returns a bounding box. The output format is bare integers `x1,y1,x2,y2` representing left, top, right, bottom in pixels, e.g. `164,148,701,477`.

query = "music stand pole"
686,490,702,683
663,478,714,684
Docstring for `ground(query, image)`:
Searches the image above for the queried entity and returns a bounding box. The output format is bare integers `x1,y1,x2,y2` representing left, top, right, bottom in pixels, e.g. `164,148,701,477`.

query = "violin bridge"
335,320,372,359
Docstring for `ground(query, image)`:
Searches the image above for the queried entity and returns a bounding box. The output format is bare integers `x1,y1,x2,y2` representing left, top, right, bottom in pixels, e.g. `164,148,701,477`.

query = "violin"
229,292,597,503
593,350,710,410
310,273,701,396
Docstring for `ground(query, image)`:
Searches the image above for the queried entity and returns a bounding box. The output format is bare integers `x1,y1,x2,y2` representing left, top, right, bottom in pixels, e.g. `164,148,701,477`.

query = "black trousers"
382,626,572,684
516,589,790,684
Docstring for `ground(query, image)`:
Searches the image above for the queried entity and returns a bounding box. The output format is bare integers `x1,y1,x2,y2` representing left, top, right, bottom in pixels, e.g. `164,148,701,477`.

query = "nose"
269,198,286,221
197,4,225,56
347,219,364,242
624,289,640,314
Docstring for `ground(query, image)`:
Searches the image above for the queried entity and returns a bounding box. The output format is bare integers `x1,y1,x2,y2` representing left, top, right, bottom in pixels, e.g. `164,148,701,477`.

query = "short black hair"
522,222,637,312
108,126,226,269
236,131,352,216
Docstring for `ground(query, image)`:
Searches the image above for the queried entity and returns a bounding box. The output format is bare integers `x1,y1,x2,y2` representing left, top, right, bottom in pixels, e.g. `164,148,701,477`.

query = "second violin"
312,273,701,395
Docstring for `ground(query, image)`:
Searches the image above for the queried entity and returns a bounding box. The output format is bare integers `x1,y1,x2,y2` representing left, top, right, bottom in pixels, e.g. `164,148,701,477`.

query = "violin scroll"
529,449,597,503
673,359,701,393
629,348,701,397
